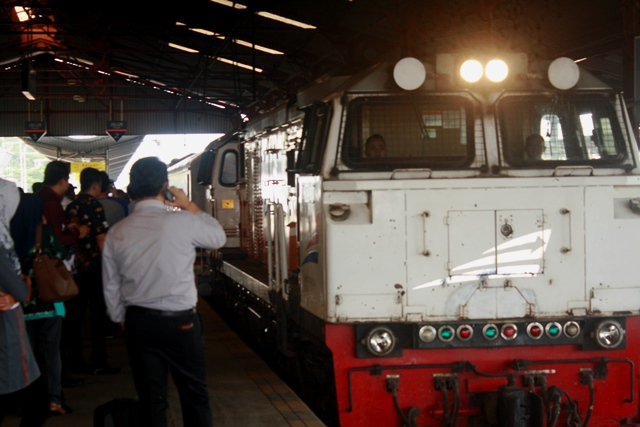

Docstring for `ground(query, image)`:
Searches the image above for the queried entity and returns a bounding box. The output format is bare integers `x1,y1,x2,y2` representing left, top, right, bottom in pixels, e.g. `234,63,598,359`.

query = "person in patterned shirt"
63,167,119,376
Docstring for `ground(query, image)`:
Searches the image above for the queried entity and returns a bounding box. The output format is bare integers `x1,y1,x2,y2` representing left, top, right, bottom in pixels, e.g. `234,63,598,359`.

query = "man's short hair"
128,157,167,199
79,167,103,192
42,161,70,186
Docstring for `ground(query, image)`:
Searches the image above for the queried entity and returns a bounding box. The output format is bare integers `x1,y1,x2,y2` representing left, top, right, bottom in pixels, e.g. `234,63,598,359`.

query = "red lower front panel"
325,317,640,427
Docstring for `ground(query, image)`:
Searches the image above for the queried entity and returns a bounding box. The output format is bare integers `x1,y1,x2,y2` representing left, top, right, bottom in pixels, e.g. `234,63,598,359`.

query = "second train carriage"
169,53,640,427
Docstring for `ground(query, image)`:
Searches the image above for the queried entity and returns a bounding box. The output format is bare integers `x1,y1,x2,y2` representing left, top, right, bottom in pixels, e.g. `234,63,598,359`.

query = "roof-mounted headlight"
460,59,483,83
393,57,426,91
593,320,625,349
364,327,396,356
485,59,509,82
548,57,580,90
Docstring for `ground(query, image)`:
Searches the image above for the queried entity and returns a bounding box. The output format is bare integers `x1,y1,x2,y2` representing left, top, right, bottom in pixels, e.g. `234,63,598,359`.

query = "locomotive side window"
342,96,475,169
499,94,627,167
297,102,331,174
219,150,238,186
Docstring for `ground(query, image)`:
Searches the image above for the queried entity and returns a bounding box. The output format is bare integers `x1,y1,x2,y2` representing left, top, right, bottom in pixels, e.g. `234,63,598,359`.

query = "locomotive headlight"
594,320,625,349
365,327,396,356
485,59,509,82
460,59,483,83
548,57,580,90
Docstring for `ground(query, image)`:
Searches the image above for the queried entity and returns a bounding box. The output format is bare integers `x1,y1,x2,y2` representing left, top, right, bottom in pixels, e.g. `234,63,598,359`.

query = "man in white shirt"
102,157,226,427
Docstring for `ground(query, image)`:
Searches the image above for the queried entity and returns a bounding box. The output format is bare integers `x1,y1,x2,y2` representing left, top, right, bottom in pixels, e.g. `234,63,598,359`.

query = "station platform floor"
3,297,326,427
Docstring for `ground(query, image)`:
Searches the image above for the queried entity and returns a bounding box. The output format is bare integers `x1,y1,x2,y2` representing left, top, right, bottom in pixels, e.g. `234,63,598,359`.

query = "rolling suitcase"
93,397,141,427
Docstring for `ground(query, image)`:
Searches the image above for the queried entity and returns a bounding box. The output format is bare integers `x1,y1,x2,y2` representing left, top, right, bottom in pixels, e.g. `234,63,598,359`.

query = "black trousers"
124,307,213,427
62,260,109,368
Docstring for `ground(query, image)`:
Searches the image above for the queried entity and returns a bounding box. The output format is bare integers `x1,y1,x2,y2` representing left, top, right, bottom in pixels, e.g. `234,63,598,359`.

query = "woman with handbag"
11,187,79,416
0,178,48,426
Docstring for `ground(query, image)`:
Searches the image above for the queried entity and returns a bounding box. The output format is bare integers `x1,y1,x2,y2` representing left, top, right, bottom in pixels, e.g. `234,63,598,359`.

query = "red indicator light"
527,323,543,339
501,324,518,340
457,325,473,341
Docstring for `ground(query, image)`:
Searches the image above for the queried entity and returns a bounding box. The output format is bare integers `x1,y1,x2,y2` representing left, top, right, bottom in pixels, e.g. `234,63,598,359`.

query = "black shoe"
90,364,121,375
61,373,84,387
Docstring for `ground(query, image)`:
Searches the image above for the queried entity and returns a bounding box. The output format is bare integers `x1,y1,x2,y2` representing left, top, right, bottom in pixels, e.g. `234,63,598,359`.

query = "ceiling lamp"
169,43,199,53
215,57,263,73
209,0,247,9
256,11,316,29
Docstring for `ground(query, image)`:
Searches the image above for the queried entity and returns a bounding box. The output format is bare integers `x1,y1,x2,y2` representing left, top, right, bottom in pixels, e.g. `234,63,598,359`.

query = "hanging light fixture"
21,60,36,100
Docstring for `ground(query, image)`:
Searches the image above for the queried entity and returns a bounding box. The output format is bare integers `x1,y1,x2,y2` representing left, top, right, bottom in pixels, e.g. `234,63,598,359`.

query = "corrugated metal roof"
20,135,144,183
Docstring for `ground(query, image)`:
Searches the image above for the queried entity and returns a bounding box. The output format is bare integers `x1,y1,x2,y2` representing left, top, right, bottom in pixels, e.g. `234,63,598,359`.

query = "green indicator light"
441,329,453,339
548,325,560,336
485,328,497,338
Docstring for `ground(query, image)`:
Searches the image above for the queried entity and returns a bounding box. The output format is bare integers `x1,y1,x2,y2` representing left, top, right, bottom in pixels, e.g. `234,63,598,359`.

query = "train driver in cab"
524,133,546,160
364,134,387,159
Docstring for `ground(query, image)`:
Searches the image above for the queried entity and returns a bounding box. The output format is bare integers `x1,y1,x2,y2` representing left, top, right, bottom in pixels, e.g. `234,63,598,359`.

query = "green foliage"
0,138,49,192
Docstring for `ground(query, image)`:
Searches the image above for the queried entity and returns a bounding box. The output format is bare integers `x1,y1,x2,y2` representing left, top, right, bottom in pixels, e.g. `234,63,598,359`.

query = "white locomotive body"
171,53,640,427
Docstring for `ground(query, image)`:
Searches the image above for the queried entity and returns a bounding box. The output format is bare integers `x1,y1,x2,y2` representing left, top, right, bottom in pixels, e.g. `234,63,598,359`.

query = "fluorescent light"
114,70,139,79
22,90,35,101
206,2,315,29
209,0,247,10
68,135,99,139
190,28,217,36
256,11,316,29
215,57,263,73
168,43,199,53
232,38,283,55
187,27,284,55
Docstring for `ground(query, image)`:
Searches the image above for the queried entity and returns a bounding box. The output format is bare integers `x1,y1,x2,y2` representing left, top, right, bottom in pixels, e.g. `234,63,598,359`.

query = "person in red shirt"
36,161,89,247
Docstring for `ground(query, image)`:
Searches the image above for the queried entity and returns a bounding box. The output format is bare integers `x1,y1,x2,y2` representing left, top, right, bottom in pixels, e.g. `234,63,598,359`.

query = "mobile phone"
163,189,175,202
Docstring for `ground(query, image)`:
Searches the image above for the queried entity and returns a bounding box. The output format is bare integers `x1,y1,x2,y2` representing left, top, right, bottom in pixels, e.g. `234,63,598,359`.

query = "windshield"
498,93,628,167
342,96,476,170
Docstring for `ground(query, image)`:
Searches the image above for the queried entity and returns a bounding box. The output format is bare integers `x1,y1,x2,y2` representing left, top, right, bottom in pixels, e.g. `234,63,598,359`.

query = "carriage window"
342,96,475,169
499,94,627,167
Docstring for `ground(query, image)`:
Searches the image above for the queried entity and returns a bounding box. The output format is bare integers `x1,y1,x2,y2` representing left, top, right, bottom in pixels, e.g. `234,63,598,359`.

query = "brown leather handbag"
32,223,79,303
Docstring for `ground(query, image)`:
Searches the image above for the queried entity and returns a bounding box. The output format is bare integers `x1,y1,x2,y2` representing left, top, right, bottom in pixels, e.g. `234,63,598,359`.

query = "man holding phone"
102,157,226,427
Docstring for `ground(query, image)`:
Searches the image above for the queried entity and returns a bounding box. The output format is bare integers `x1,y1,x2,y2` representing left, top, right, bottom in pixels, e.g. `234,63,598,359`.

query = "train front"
298,53,640,426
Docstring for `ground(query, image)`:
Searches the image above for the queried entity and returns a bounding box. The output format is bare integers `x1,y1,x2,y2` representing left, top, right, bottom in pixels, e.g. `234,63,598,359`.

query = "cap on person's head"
127,157,168,199
42,161,70,186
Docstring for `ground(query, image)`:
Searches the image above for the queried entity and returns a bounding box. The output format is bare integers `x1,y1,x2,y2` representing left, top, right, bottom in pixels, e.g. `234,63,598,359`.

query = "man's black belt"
127,306,196,317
